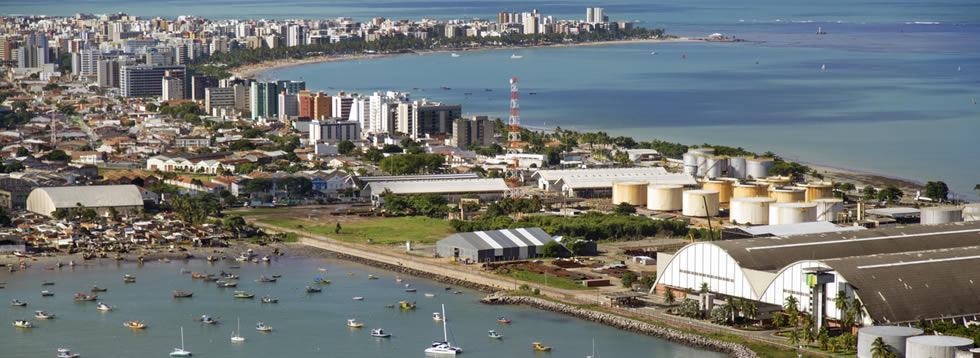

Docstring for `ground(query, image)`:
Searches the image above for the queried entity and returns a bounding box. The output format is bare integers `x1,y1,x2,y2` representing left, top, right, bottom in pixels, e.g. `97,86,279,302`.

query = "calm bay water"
0,256,720,357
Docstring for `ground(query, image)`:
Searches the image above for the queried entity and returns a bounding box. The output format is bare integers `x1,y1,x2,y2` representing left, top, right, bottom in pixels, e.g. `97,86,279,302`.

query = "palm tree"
835,290,849,321
801,313,815,346
664,288,675,305
726,296,739,324
772,312,787,328
700,282,709,294
871,337,890,358
817,327,830,350
974,184,980,199
788,328,800,345
784,296,800,327
850,299,866,327
742,300,759,325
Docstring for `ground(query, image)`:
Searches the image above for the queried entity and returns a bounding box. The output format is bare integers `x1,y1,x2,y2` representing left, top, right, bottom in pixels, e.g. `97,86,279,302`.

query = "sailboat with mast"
586,338,598,358
424,304,462,355
170,327,192,356
231,317,245,342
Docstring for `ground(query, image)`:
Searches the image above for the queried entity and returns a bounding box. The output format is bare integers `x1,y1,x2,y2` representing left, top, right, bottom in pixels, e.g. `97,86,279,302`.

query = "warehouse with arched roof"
26,185,144,217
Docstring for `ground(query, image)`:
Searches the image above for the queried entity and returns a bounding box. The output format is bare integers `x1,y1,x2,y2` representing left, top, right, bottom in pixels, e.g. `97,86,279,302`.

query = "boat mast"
180,326,185,350
442,304,449,344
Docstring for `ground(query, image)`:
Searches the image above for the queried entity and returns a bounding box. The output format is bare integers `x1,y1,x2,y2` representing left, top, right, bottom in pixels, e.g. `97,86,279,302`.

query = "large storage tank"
695,154,708,177
612,181,648,206
647,185,683,211
921,207,963,225
729,156,747,179
689,147,715,156
962,203,980,222
683,152,698,176
764,176,793,188
813,198,844,222
734,182,770,198
906,335,974,358
745,158,775,180
682,190,720,217
801,182,835,202
705,156,726,178
730,197,775,225
857,326,923,358
702,180,734,203
770,187,807,203
769,202,817,225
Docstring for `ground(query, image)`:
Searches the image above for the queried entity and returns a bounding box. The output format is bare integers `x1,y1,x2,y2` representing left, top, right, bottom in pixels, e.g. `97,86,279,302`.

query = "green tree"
16,147,29,157
817,327,830,350
784,296,800,327
337,140,355,155
700,282,709,294
801,313,815,345
924,181,949,202
871,337,890,358
620,272,638,288
835,290,849,321
223,216,247,239
638,274,657,290
788,329,800,345
613,202,637,215
107,207,120,222
41,150,70,161
542,240,564,257
863,186,878,201
772,312,787,328
664,288,675,305
877,185,904,203
335,222,342,234
363,147,383,163
145,103,158,112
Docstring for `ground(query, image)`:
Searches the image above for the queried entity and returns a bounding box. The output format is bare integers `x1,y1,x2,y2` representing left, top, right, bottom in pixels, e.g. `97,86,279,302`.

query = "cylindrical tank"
769,202,817,225
695,154,707,177
730,197,775,225
770,187,807,203
801,182,835,202
962,203,980,222
857,326,923,358
745,158,775,180
729,156,746,179
734,182,770,198
682,190,720,217
921,207,963,225
813,198,844,222
704,156,727,178
906,335,974,358
689,147,715,156
612,181,648,206
683,152,698,176
764,176,793,188
647,185,684,211
702,180,734,203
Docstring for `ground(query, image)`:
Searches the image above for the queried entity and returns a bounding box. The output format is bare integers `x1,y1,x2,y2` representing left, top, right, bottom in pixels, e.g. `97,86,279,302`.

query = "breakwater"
481,293,759,358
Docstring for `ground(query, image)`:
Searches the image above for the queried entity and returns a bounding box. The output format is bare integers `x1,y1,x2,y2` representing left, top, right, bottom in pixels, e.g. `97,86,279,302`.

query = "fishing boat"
199,315,218,325
510,54,523,59
347,319,363,328
42,281,55,286
73,293,97,302
532,342,553,351
399,301,416,310
444,287,452,291
821,64,826,71
497,315,512,324
173,290,193,298
367,274,379,280
169,327,191,357
424,293,435,297
255,322,272,332
41,290,54,297
424,304,462,355
34,310,55,319
231,317,245,342
485,88,493,92
124,320,147,329
206,255,219,262
123,275,136,283
261,296,278,304
233,291,254,299
261,256,270,263
650,51,657,55
96,302,114,312
305,286,322,293
432,312,443,321
314,277,331,285
352,296,364,301
13,319,32,328
56,348,79,358
91,286,107,292
488,330,503,339
203,275,219,282
317,267,327,272
453,291,462,294
384,304,395,308
395,276,403,283
450,53,460,58
257,275,277,283
405,288,417,292
371,328,391,337
216,281,238,288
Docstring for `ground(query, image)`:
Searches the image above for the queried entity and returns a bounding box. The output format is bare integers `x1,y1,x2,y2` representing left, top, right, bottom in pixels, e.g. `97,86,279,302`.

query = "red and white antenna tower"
507,77,520,153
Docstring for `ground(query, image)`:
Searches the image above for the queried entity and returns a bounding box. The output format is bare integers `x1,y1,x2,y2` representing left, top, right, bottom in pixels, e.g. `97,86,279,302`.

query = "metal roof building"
722,221,866,239
26,185,144,217
530,167,696,197
363,178,509,205
437,227,553,262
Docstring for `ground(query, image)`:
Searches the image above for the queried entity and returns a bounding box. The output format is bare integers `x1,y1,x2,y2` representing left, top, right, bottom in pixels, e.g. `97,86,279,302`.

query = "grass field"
497,269,592,291
226,208,290,217
256,216,455,245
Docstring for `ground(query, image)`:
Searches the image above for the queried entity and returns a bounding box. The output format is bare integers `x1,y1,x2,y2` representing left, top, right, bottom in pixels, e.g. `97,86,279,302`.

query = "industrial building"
652,221,980,326
531,167,697,198
436,227,553,262
26,185,144,217
364,178,508,206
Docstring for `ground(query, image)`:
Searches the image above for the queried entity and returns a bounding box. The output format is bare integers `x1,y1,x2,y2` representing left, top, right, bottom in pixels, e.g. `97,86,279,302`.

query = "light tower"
508,77,520,153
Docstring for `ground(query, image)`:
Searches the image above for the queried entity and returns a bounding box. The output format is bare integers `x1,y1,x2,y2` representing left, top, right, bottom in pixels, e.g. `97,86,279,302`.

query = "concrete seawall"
481,294,759,358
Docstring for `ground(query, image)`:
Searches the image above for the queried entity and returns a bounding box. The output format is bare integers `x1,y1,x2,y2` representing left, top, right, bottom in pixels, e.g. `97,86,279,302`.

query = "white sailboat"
510,54,523,59
231,317,245,342
424,304,462,355
586,338,598,358
170,327,192,356
821,64,826,71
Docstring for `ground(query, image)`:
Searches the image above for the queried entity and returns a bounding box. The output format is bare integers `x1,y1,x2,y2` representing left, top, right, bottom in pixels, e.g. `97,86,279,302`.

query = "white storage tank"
647,185,684,211
612,181,648,206
857,326,923,358
695,154,708,177
682,190,720,217
769,202,817,225
921,207,963,225
962,203,980,222
705,156,726,178
906,335,974,358
745,158,775,180
683,152,698,176
813,198,845,222
770,187,807,203
730,197,775,225
689,147,715,156
729,156,747,179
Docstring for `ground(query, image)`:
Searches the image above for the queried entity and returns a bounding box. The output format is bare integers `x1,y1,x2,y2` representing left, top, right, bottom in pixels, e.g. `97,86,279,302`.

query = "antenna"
506,77,522,192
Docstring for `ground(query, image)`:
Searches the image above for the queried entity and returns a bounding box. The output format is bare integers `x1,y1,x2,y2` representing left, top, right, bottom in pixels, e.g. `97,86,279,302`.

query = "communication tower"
508,77,521,153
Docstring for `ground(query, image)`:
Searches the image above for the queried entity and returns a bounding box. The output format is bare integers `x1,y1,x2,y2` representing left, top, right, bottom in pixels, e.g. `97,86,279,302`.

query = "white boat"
586,338,597,358
96,302,114,312
170,327,192,357
451,53,460,58
347,319,363,328
255,322,272,332
231,317,245,343
34,310,55,319
11,299,26,307
424,304,462,355
510,54,523,59
433,312,443,321
123,275,135,283
13,319,32,328
650,51,657,55
821,64,826,71
56,348,79,358
371,328,391,338
424,293,435,297
488,330,502,339
352,296,364,301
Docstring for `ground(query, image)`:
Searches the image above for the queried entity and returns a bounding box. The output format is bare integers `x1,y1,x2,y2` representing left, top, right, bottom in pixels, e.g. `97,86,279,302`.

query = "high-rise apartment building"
313,92,331,120
522,13,539,34
498,11,509,24
309,119,360,143
120,65,186,98
276,80,306,94
287,25,305,47
161,71,185,101
586,7,606,23
250,81,279,119
278,91,299,119
205,87,235,114
298,91,314,119
191,74,219,101
72,49,100,77
451,116,495,149
411,100,461,139
97,59,120,88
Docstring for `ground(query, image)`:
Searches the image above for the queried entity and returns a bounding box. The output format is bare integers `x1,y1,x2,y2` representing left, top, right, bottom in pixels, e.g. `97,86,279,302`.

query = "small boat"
347,272,355,276
124,320,147,329
384,304,395,308
42,281,55,286
453,291,462,294
199,315,217,325
395,277,403,283
96,302,114,312
424,304,462,355
371,328,391,337
433,312,443,321
257,275,277,283
216,281,238,288
440,87,450,90
42,290,54,297
399,301,416,310
158,258,171,263
367,274,379,280
405,288,417,292
405,283,411,288
444,287,452,291
233,291,254,299
56,348,79,358
485,88,493,92
497,315,512,324
532,342,552,351
352,296,364,301
123,275,136,283
35,310,55,319
261,296,278,304
816,26,826,35
73,293,97,302
529,92,537,95
650,51,657,55
191,272,205,279
231,317,245,342
261,256,270,263
451,53,460,58
255,322,272,332
203,275,219,282
305,286,322,293
173,290,193,298
206,255,219,262
169,327,191,357
12,320,32,328
317,267,327,272
12,299,27,306
91,286,107,292
347,319,363,328
488,330,503,339
510,54,523,59
821,64,826,71
13,250,27,257
424,293,435,297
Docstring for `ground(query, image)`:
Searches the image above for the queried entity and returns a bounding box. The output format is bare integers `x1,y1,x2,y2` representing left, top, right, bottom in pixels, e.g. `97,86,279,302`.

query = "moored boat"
367,274,378,280
206,255,219,262
91,286,107,292
432,312,443,321
169,327,191,357
123,275,136,283
399,301,416,310
56,348,79,358
96,302,114,312
12,299,27,306
199,315,218,325
371,328,391,337
233,291,254,299
532,342,553,351
314,277,330,285
257,275,277,282
35,310,55,319
497,315,512,324
73,293,97,302
488,330,503,339
347,318,363,328
124,320,147,329
231,317,245,342
261,296,278,304
216,281,238,288
424,293,435,297
13,319,32,328
41,290,54,297
42,281,55,286
255,322,272,332
424,304,462,355
173,290,193,298
305,286,321,293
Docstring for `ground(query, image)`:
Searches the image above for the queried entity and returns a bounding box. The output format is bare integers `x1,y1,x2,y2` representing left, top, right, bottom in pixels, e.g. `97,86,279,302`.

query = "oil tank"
921,207,963,225
730,197,775,225
695,154,708,177
734,182,770,198
682,190,720,217
813,198,844,222
702,180,734,203
801,182,835,202
729,156,747,179
962,203,980,222
857,326,923,358
769,187,807,203
745,158,775,180
906,335,974,358
689,147,715,156
683,152,698,176
647,185,684,211
612,181,648,206
705,156,727,178
769,202,817,225
764,176,793,188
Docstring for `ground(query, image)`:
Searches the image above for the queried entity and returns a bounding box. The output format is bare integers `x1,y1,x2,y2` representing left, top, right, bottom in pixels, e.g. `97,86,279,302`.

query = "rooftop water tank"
730,197,775,225
921,207,963,225
769,202,817,225
857,326,923,358
682,190,720,217
647,185,683,211
906,335,974,358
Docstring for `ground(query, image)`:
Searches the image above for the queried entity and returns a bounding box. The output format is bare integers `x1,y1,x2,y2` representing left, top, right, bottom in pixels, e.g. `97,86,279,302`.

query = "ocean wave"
906,21,940,24
792,20,815,23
